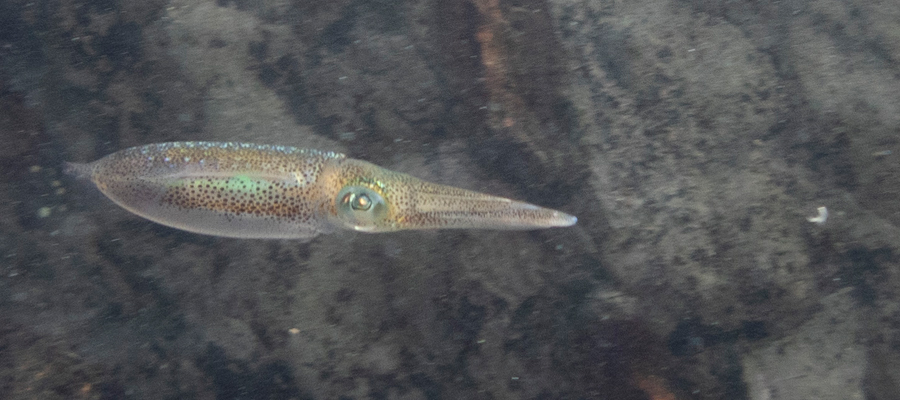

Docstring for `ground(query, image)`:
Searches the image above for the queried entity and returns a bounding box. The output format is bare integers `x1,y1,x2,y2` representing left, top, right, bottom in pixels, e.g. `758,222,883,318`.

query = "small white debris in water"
37,207,52,218
806,206,828,224
288,328,300,335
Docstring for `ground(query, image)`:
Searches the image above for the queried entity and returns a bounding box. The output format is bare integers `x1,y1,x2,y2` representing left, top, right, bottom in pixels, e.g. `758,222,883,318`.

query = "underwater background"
1,0,900,398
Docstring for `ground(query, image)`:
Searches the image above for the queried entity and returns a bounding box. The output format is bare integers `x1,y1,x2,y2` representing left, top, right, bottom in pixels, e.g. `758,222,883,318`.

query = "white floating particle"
807,206,828,224
37,207,52,218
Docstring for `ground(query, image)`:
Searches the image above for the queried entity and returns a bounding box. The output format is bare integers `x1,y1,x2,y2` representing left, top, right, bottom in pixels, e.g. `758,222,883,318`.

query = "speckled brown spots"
83,142,344,238
161,177,312,221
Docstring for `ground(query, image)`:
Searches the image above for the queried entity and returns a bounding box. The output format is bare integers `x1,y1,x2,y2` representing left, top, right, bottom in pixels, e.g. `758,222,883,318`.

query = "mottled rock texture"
1,0,899,399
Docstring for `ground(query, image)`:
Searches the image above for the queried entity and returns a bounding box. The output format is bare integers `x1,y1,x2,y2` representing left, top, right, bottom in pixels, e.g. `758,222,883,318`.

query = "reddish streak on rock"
473,0,537,153
635,374,678,400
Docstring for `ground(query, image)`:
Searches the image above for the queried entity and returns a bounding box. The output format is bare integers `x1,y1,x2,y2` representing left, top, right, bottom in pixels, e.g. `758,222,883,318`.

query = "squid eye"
335,186,388,231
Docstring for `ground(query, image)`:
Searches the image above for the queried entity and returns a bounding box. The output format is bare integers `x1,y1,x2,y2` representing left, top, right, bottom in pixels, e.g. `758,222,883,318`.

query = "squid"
65,142,576,239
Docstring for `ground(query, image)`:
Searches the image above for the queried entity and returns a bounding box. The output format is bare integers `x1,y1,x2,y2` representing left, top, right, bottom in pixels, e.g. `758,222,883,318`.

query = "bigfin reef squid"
65,142,577,239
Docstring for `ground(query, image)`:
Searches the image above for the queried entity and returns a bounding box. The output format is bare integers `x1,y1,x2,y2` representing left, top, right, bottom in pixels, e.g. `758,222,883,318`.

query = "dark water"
1,0,899,399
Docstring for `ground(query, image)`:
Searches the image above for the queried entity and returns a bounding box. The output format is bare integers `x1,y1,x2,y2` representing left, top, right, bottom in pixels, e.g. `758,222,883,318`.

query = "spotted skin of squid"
65,142,577,239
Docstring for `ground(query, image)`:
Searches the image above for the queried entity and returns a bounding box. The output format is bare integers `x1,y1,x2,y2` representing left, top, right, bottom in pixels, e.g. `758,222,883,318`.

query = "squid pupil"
341,192,372,211
352,194,371,211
